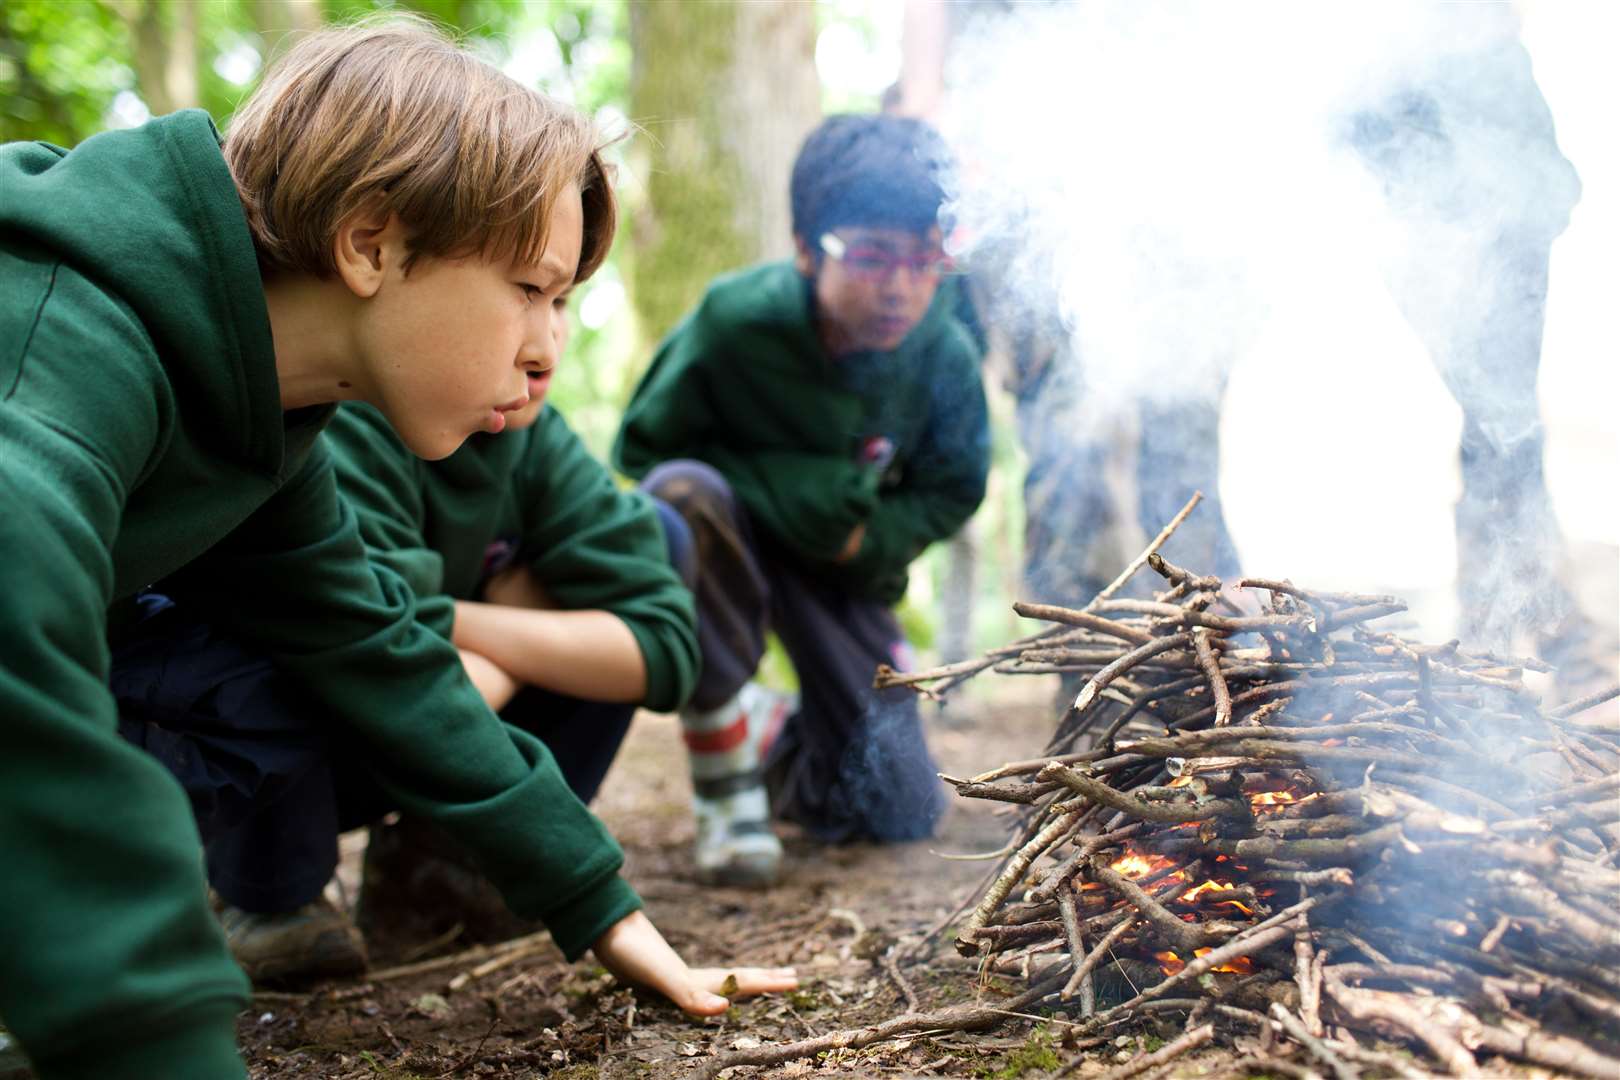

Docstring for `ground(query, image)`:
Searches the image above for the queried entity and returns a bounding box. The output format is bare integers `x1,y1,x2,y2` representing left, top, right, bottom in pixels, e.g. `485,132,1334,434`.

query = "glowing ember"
1178,879,1229,902
1246,787,1320,816
1195,947,1256,975
1154,950,1185,975
1153,948,1259,977
1108,846,1181,880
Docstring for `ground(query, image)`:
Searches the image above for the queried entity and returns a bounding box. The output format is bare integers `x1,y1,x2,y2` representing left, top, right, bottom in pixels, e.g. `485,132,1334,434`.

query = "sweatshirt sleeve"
519,409,700,711
324,404,455,639
837,324,991,592
161,442,641,959
0,271,251,1078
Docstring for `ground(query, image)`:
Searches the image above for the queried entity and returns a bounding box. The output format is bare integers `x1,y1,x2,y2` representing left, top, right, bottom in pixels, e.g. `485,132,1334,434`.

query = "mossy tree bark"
627,0,820,347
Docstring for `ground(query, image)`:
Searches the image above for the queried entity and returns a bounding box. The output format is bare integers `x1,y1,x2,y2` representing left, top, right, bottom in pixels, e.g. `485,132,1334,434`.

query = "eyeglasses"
819,234,953,282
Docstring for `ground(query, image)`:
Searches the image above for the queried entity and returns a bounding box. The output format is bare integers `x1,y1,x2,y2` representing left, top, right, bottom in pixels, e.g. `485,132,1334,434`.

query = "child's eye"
553,293,571,311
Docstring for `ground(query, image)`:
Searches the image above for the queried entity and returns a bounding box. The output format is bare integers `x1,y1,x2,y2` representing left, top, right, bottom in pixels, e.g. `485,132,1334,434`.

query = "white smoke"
942,1,1589,647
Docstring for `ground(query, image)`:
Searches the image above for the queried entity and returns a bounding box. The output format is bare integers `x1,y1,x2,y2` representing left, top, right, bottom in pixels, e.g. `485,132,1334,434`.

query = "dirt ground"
232,605,1619,1080
233,679,1165,1079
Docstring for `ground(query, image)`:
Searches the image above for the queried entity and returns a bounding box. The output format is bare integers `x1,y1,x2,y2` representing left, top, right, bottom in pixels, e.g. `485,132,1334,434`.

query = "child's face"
504,287,572,431
356,184,584,459
796,225,947,356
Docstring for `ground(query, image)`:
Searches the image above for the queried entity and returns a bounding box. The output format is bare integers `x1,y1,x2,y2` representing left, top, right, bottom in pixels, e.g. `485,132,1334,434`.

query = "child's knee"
643,459,734,516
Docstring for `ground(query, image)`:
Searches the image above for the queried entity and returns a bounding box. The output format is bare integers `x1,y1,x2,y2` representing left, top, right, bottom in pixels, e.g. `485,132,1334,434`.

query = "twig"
367,929,554,984
1063,914,1139,1001
1194,628,1233,726
696,970,1066,1077
881,949,918,1012
1065,1022,1214,1080
1550,684,1620,720
1270,1003,1356,1080
957,808,1081,952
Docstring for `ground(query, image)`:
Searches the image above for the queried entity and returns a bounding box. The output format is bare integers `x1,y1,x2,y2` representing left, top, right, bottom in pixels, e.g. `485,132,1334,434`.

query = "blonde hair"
224,15,614,283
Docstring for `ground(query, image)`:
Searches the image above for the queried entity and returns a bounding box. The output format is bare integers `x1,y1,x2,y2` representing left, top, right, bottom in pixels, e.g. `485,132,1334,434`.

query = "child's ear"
333,206,402,299
792,234,817,278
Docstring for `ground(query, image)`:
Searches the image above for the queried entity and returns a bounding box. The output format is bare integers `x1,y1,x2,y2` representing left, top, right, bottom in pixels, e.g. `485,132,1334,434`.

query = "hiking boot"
357,816,536,953
215,895,368,984
682,681,792,887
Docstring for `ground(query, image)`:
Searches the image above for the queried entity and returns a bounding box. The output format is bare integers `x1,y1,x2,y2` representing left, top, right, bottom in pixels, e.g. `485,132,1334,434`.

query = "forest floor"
227,549,1617,1079
231,679,1235,1080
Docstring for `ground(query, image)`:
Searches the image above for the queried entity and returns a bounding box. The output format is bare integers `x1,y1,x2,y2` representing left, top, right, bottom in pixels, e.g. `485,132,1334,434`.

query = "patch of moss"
978,1025,1060,1079
547,1066,600,1080
785,988,824,1012
1142,1033,1166,1053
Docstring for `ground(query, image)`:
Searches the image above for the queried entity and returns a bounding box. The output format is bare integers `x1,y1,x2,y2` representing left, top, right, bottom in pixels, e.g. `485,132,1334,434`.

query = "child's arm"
493,407,699,709
161,445,643,959
452,596,649,703
458,645,522,710
0,315,250,1074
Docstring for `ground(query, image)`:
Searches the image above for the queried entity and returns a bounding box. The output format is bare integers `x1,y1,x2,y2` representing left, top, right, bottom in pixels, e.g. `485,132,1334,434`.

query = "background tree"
625,0,820,346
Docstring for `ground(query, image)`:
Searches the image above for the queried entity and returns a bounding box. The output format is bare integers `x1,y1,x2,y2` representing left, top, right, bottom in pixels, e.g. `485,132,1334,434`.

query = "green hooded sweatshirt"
0,112,638,1079
613,261,989,606
325,402,699,711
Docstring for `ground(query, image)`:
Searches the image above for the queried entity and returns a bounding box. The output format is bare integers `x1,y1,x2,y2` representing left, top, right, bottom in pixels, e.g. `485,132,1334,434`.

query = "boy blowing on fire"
143,281,708,976
0,19,788,1078
613,114,990,885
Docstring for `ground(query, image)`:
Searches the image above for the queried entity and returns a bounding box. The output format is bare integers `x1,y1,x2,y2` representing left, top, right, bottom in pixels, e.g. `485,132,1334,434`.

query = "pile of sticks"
887,499,1620,1079
700,497,1618,1079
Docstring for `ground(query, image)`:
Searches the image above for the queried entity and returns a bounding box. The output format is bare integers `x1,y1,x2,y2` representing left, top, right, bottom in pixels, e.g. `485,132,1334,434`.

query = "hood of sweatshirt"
0,109,283,470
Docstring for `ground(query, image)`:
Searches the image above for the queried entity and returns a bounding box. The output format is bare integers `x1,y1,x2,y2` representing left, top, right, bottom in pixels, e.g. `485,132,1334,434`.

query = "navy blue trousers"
644,459,945,844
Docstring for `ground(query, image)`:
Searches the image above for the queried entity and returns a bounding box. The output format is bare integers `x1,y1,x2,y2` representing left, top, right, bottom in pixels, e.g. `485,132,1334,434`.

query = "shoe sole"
240,931,369,985
696,853,783,889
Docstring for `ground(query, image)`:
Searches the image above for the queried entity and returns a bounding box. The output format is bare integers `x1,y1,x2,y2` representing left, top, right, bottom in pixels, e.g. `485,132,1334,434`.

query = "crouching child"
612,114,990,886
0,18,789,1079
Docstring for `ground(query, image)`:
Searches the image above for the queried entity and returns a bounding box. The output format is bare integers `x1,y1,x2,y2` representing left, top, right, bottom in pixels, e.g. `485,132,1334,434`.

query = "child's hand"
591,910,799,1016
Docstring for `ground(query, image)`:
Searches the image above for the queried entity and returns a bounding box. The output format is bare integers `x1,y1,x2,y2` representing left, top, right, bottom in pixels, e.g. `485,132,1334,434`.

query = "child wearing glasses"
613,114,990,885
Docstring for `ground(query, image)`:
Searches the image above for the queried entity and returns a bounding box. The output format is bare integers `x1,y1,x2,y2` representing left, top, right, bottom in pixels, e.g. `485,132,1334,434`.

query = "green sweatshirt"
325,402,699,711
613,261,989,605
0,112,638,1079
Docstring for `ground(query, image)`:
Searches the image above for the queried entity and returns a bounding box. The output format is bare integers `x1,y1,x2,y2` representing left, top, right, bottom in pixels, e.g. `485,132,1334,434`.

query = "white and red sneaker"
680,681,793,886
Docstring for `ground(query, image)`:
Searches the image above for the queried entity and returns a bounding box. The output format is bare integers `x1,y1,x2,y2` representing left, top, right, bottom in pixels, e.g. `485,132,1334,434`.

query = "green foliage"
978,1024,1060,1079
0,0,127,145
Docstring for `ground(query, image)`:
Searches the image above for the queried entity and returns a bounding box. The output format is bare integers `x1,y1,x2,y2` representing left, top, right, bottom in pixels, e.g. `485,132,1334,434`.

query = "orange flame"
1153,948,1257,977
1108,845,1182,880
1154,950,1185,975
1194,947,1256,975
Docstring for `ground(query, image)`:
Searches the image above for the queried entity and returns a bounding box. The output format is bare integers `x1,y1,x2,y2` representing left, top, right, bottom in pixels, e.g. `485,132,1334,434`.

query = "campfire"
705,494,1620,1079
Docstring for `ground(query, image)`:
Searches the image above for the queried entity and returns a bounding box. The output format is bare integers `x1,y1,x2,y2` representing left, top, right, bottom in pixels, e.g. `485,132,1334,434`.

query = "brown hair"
224,15,615,283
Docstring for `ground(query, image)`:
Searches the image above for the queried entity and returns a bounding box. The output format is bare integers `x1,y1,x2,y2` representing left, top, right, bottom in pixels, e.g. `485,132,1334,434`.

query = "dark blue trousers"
644,459,945,844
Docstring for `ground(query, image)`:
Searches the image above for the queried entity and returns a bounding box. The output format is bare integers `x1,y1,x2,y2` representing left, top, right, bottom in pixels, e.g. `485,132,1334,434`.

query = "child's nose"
519,328,557,373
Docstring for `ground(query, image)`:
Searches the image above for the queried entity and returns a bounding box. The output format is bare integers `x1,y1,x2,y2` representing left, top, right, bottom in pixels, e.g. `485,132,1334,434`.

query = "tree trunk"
125,0,199,116
626,0,820,346
249,0,323,60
